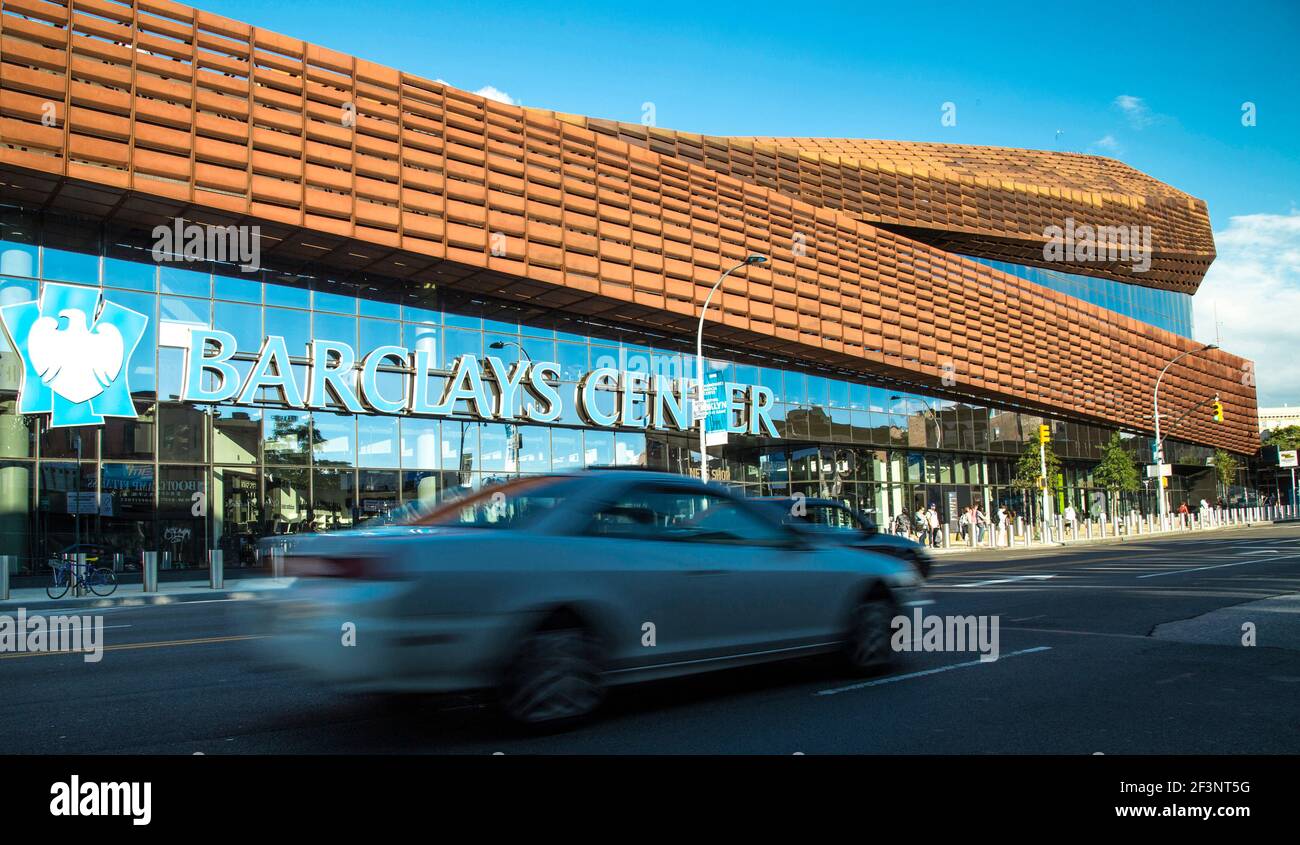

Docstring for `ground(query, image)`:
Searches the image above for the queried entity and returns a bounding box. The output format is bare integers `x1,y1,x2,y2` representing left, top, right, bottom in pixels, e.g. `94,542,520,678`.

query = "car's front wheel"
500,625,605,728
844,596,897,674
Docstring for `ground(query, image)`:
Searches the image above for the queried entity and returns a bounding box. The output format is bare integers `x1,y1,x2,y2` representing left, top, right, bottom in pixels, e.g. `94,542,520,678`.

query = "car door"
564,483,723,671
662,490,853,655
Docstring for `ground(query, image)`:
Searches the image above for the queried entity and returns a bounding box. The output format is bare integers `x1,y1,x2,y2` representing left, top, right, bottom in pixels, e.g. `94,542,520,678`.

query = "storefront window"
40,425,98,460
264,467,309,534
401,470,443,509
266,307,311,355
159,403,206,462
214,466,261,566
551,428,582,469
517,425,551,473
583,430,614,467
159,266,210,298
358,414,399,468
0,398,35,457
214,300,262,352
357,470,399,522
312,468,355,531
214,406,261,464
97,463,154,570
264,410,312,465
158,465,206,570
103,402,155,461
42,246,99,284
314,312,357,348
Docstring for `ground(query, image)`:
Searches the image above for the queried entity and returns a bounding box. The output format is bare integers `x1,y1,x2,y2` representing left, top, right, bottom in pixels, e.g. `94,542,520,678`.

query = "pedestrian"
1064,503,1078,537
914,505,929,546
927,504,942,547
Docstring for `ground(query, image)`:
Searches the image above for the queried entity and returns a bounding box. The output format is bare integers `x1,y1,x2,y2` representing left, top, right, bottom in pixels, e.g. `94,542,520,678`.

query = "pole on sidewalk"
73,553,87,598
0,554,10,601
209,549,224,590
142,551,158,593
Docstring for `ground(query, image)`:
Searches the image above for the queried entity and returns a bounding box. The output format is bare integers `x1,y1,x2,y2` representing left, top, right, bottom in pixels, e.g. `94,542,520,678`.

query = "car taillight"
286,555,392,579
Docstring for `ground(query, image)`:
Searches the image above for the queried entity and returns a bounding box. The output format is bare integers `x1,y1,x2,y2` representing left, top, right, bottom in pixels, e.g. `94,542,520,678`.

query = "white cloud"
1194,211,1300,406
474,85,516,106
1089,134,1122,155
1113,94,1157,129
429,80,518,107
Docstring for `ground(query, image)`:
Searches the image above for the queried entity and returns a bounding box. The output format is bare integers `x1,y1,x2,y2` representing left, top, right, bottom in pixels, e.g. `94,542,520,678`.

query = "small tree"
1263,425,1300,451
1094,432,1140,516
1212,449,1240,500
1012,437,1060,522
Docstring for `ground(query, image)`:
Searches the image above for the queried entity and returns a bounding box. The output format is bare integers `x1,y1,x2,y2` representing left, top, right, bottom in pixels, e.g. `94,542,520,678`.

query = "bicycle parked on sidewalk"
46,556,117,599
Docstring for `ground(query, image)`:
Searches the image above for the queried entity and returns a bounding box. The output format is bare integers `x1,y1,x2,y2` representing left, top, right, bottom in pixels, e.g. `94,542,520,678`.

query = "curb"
927,520,1283,556
0,582,290,613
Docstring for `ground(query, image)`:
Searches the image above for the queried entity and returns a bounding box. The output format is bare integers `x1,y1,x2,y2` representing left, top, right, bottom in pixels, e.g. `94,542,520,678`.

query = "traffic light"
1038,424,1051,444
1212,397,1224,423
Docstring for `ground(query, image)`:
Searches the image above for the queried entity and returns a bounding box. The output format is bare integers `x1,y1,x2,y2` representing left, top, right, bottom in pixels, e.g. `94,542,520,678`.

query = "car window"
586,486,791,546
407,476,578,529
803,504,864,532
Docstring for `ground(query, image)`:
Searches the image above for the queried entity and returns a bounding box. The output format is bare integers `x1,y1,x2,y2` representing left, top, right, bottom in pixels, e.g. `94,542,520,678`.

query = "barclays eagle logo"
0,283,148,428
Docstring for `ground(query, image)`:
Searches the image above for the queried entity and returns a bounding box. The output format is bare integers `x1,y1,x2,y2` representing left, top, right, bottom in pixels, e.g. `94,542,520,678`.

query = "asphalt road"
5,524,1300,755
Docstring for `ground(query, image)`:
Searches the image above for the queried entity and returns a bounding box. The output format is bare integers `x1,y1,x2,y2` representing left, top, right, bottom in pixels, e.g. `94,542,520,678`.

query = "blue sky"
202,0,1300,404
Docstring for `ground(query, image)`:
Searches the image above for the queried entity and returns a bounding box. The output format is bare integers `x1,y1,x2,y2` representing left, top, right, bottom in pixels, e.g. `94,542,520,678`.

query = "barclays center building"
0,0,1259,582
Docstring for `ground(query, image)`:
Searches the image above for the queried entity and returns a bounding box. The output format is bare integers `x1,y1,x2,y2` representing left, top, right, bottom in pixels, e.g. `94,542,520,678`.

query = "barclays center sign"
2,284,779,437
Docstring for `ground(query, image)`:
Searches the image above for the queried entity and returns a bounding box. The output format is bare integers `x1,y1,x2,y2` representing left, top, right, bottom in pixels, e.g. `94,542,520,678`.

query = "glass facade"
0,208,1217,581
968,256,1195,338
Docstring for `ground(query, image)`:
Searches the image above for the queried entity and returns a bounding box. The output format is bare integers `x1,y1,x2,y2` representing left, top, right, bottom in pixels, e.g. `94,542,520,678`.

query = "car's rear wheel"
844,596,897,674
500,625,605,728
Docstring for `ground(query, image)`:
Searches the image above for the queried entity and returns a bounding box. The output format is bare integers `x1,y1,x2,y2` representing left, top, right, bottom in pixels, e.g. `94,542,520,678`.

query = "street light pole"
1153,343,1217,523
697,254,767,482
488,339,532,363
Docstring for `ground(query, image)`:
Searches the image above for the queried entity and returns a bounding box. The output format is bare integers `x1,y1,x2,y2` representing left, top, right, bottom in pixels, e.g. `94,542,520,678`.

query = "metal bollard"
0,554,10,601
73,553,87,598
272,545,285,579
209,549,224,590
142,551,158,593
1086,519,1092,540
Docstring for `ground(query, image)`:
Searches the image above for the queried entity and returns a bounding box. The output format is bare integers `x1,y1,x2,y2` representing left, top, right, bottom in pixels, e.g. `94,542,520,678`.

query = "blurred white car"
268,470,926,727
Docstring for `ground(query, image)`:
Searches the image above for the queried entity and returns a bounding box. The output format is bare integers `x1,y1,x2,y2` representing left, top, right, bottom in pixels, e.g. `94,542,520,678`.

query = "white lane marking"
815,646,1052,696
953,574,1056,587
1237,550,1281,555
1137,551,1300,579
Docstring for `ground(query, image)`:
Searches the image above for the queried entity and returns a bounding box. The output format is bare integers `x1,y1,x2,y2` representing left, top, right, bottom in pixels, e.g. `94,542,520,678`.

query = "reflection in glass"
214,406,260,464
358,414,399,468
214,465,261,566
158,403,206,462
400,417,440,470
103,402,155,461
312,412,354,466
312,468,355,531
158,465,207,569
263,410,312,465
357,470,399,523
264,467,309,535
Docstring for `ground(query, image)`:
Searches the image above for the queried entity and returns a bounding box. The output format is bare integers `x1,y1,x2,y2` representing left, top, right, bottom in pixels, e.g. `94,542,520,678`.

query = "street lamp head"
488,341,506,350
745,254,768,265
1202,343,1219,351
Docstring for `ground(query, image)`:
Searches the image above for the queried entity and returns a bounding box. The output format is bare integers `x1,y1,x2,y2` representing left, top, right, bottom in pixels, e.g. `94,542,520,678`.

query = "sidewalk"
926,517,1288,556
0,576,293,612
